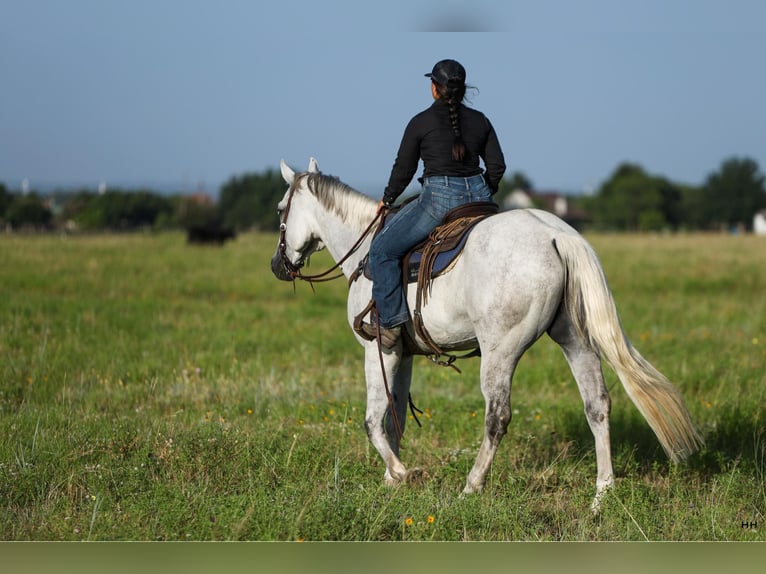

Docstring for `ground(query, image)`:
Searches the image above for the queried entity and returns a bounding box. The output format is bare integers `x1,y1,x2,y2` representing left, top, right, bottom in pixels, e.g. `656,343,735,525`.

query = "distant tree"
5,193,52,229
586,163,654,230
68,189,174,230
655,176,684,229
58,190,97,224
176,195,221,229
507,171,534,191
699,157,766,231
585,162,683,231
219,169,286,231
0,182,12,218
678,184,706,230
120,190,174,228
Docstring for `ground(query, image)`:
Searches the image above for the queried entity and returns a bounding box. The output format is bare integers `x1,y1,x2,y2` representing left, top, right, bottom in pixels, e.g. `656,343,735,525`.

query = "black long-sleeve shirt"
382,99,506,206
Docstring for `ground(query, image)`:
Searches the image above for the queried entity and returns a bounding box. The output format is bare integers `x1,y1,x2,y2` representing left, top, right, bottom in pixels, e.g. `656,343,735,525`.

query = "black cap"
425,59,466,86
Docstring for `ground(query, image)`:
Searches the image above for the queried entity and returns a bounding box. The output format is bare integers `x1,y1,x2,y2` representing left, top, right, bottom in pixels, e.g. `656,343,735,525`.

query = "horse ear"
308,157,319,173
280,159,295,185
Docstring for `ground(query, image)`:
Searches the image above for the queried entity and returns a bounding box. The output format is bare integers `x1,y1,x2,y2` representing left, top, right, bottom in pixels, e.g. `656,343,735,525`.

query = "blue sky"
1,0,765,196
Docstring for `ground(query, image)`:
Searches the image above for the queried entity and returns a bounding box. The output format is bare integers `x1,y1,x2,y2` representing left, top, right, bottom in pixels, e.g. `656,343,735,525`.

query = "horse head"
270,158,326,281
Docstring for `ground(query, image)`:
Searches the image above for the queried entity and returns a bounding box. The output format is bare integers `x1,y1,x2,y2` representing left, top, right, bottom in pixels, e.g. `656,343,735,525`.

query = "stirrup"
353,300,377,341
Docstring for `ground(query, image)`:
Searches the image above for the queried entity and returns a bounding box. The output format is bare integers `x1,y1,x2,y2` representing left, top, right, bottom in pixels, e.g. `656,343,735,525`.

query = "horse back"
405,209,573,348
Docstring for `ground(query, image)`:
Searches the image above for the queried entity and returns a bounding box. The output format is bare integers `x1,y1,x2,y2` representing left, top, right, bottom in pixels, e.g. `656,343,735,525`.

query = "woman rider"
361,59,506,348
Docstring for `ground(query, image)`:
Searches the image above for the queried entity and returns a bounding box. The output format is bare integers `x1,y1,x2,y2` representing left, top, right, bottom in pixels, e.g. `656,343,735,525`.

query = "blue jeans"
369,174,493,328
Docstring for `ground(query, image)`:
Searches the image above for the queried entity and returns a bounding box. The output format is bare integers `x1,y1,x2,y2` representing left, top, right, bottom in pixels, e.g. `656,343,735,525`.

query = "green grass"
1,231,764,540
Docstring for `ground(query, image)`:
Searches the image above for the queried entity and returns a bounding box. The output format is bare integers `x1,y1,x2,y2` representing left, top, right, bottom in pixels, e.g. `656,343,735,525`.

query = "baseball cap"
425,59,466,86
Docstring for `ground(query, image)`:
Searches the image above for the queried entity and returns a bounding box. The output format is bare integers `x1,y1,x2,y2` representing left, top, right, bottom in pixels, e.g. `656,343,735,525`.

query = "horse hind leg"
463,347,519,495
548,313,614,513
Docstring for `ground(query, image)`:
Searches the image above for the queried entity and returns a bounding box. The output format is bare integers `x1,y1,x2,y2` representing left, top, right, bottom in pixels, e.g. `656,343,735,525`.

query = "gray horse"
271,158,703,512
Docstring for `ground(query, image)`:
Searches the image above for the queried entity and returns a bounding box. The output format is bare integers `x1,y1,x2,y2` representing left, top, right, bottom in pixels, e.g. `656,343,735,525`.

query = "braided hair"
434,81,468,161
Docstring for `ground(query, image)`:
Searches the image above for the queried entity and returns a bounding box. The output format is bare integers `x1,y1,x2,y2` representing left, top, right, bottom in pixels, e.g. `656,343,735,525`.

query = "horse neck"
311,193,377,277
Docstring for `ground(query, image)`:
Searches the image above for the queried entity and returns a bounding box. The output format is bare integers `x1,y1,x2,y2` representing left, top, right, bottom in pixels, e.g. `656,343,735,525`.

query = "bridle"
275,179,308,280
275,175,384,286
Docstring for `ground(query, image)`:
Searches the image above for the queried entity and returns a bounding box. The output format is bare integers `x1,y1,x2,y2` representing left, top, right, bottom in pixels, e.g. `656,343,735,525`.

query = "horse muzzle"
270,249,302,281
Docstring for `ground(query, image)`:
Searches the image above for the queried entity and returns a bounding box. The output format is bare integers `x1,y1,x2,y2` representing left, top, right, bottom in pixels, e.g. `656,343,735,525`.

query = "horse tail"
553,233,704,462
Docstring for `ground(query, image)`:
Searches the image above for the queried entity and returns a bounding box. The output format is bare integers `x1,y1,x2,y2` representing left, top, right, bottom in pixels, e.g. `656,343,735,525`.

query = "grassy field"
0,230,764,541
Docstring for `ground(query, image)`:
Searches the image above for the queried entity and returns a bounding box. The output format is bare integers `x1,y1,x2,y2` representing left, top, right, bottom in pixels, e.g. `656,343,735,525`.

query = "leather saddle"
355,200,499,285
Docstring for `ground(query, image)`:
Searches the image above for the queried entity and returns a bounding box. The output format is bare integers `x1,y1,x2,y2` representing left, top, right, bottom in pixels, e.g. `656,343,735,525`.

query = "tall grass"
0,231,764,540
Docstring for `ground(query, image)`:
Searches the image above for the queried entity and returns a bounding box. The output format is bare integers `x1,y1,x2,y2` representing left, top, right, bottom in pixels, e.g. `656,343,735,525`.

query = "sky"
1,0,765,197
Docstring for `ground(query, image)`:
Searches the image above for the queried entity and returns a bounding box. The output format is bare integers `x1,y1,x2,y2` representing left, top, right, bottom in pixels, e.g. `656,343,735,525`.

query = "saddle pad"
404,230,472,283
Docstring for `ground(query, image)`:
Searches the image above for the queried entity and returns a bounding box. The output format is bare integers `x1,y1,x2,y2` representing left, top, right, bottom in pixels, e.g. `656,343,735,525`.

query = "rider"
361,59,506,348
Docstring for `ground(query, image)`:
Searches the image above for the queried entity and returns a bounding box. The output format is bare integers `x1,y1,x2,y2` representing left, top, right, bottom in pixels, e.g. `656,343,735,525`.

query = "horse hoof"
384,472,403,487
461,482,483,496
590,484,612,515
404,468,429,486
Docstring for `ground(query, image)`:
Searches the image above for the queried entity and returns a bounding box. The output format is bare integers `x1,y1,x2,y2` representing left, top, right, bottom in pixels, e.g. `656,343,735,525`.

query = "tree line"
579,156,765,232
1,156,764,233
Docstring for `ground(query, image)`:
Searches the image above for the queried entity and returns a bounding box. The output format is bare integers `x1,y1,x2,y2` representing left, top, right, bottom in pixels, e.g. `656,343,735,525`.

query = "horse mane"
299,172,377,232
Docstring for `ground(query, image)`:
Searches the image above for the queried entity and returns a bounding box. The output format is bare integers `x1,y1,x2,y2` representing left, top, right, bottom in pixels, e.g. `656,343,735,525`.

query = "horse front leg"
385,354,413,459
363,345,408,485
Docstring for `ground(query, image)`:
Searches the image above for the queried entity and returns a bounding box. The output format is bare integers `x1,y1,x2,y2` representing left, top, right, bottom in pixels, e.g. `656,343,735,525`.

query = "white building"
754,210,766,236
